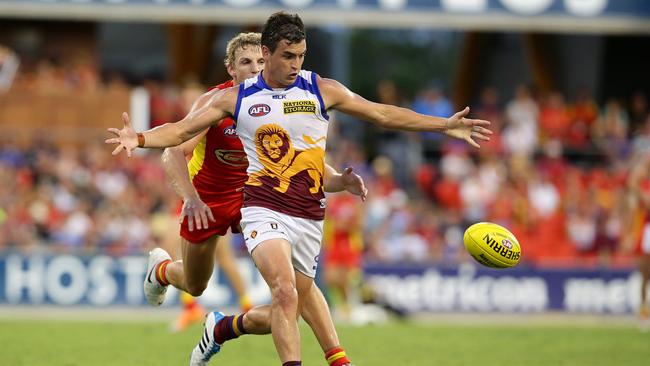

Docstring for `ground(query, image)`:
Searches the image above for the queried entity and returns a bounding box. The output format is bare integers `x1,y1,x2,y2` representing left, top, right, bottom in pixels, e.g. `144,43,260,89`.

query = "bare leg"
215,231,249,304
325,265,350,303
296,271,340,351
251,239,300,363
641,254,650,307
162,232,341,355
165,236,219,296
240,277,341,352
157,214,182,260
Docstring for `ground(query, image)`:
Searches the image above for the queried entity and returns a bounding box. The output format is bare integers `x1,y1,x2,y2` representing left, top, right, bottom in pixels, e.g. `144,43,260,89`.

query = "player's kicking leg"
215,231,252,311
188,305,271,366
250,238,301,363
296,272,353,366
143,236,218,306
189,270,353,366
191,238,300,365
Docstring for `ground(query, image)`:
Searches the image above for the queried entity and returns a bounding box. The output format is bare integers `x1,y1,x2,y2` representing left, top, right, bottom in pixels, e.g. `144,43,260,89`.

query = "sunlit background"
1,0,650,343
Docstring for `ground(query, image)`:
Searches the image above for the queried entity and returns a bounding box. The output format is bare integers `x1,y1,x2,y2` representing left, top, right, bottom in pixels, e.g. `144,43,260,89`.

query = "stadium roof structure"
0,0,649,35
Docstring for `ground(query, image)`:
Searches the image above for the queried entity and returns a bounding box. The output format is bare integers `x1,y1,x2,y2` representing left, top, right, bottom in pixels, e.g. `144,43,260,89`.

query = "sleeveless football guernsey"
234,70,329,220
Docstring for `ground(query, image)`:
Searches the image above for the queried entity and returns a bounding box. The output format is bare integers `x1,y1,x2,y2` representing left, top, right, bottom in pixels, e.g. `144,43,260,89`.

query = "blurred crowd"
325,81,650,268
0,45,125,94
0,142,178,256
1,47,649,269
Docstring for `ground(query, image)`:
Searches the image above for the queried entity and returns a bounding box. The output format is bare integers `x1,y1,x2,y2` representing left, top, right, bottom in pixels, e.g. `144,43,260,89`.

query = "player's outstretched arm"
318,77,492,148
323,164,368,201
105,87,236,157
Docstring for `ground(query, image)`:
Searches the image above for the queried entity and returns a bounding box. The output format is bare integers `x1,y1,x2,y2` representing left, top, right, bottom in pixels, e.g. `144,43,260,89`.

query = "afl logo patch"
223,124,237,137
502,239,513,250
249,104,271,117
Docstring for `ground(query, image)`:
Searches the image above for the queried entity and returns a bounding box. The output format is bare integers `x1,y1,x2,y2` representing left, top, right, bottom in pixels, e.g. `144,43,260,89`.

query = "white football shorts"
240,206,324,278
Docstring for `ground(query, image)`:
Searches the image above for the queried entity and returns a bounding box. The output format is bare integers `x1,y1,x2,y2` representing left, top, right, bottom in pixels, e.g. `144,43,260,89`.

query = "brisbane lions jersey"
187,80,248,200
234,70,329,220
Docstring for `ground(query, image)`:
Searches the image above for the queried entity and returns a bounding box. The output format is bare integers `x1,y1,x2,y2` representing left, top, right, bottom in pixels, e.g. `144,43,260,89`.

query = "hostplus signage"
0,254,645,314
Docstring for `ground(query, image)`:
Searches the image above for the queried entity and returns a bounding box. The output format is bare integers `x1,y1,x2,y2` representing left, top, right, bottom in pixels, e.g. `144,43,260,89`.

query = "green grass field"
2,318,649,366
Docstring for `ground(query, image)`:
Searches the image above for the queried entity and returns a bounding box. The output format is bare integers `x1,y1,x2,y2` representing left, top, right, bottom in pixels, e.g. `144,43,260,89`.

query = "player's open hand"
105,112,139,157
342,166,368,202
180,196,216,231
444,107,492,148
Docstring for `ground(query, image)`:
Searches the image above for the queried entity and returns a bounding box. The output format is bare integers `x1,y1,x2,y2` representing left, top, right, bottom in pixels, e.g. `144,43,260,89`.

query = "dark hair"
261,12,306,53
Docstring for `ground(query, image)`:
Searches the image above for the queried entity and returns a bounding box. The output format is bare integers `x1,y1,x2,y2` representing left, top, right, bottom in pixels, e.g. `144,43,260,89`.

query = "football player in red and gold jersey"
627,152,650,328
323,192,365,319
151,34,262,330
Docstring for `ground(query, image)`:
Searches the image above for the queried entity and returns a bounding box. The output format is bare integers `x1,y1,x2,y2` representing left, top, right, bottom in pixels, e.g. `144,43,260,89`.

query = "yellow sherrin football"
463,222,521,268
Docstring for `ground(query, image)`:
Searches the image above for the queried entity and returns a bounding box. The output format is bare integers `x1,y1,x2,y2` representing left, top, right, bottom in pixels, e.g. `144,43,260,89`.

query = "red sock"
325,346,351,366
155,260,171,286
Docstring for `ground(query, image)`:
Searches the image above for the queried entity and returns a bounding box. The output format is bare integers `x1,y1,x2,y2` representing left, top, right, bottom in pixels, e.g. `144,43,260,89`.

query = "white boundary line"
0,306,639,327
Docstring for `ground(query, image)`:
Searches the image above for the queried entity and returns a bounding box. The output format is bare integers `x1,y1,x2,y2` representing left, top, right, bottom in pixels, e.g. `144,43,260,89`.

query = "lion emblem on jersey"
258,124,291,164
248,123,325,194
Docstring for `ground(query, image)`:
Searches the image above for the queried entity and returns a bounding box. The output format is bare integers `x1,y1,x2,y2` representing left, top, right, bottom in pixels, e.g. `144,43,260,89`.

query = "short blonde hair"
224,32,262,68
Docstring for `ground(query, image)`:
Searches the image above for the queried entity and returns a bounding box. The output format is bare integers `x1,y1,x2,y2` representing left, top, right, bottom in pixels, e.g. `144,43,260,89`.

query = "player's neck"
261,70,289,89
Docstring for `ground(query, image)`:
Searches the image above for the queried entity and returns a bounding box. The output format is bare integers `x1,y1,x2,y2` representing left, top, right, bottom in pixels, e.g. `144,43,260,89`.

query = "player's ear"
226,64,236,79
262,45,271,58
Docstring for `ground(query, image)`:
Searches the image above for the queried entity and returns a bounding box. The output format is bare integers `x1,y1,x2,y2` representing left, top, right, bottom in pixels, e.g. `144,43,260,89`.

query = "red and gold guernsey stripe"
349,231,364,252
183,79,248,199
323,221,363,252
188,135,208,181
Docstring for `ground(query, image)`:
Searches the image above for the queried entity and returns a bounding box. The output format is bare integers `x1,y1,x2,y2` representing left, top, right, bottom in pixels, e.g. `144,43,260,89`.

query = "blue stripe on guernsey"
286,74,313,94
235,80,267,122
292,75,311,93
233,83,245,122
254,74,273,91
310,72,329,121
242,85,265,98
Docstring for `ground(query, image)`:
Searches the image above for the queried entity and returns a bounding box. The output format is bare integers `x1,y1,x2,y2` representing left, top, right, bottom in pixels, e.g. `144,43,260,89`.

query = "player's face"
262,39,306,88
228,45,265,85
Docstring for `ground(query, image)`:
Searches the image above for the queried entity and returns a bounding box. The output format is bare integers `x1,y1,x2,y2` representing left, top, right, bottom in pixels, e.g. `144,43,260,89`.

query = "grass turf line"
1,320,649,366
